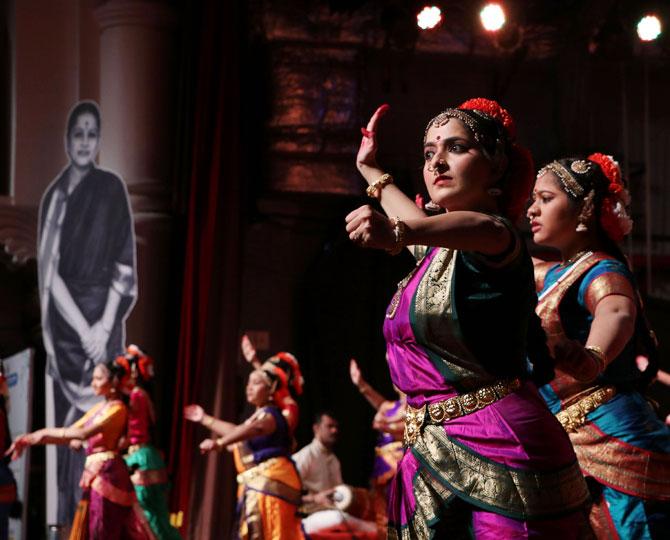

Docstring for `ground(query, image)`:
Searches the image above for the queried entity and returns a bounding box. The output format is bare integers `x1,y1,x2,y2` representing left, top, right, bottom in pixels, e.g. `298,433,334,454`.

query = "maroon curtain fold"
168,1,243,537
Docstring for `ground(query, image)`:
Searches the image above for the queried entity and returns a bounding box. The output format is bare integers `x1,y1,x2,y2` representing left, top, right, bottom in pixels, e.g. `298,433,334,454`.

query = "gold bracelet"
215,437,225,449
203,416,214,428
584,345,607,371
387,217,406,256
60,428,67,438
365,173,394,199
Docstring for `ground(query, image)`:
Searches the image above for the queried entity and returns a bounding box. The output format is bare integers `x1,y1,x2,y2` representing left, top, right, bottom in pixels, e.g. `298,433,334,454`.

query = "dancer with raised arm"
346,99,591,538
349,358,404,537
184,356,304,539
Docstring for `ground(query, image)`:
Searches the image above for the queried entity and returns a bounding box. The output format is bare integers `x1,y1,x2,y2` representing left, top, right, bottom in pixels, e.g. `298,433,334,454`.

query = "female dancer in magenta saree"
116,346,181,540
184,353,304,539
528,154,670,538
6,361,153,540
346,99,591,538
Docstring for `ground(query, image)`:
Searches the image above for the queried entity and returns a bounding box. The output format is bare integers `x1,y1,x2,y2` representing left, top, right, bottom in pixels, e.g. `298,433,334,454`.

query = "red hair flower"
587,153,622,187
459,97,516,140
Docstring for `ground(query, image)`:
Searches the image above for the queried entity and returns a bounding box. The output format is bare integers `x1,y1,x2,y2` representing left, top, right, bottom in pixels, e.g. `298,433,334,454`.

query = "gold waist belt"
555,385,616,433
404,378,522,446
236,456,282,485
85,450,118,467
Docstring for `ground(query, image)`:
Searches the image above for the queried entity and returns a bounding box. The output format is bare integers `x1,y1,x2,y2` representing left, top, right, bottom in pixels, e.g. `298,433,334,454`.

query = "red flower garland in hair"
587,153,631,242
459,97,516,140
458,97,532,223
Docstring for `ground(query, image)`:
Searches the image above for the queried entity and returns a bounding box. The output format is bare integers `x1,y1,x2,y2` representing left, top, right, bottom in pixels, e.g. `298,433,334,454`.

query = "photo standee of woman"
38,100,137,524
184,352,305,539
345,99,592,538
528,154,670,538
5,361,154,540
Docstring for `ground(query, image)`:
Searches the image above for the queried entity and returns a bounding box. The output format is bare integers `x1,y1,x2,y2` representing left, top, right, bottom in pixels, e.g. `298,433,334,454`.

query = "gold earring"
576,222,588,232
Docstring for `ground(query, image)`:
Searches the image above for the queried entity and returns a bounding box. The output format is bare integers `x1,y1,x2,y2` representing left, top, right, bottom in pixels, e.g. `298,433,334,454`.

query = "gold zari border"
413,425,590,518
571,423,670,501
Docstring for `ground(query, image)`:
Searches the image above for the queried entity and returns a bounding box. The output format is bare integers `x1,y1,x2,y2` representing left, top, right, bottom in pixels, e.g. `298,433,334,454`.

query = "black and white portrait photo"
37,101,137,526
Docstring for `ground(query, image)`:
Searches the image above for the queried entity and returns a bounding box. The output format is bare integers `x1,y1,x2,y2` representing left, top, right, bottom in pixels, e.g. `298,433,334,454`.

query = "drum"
333,484,374,521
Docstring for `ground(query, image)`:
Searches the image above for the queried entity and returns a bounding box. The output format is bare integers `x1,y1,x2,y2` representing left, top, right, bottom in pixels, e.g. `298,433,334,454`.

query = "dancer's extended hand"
241,334,260,367
199,438,217,454
356,104,389,172
349,359,363,387
345,205,395,250
5,433,37,460
183,404,205,423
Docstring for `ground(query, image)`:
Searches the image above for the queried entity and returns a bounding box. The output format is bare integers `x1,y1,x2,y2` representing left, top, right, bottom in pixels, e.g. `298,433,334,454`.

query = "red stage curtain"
168,1,243,537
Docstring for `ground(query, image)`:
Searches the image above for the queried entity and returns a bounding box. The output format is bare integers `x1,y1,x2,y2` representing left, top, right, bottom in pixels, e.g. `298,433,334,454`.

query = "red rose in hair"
587,152,622,189
459,98,516,140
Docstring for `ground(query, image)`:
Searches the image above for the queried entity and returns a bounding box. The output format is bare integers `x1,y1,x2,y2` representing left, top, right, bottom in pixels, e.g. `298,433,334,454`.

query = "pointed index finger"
366,104,390,132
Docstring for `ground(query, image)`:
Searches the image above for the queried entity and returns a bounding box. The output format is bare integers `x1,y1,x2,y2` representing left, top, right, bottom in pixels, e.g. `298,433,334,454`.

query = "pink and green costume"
382,226,591,539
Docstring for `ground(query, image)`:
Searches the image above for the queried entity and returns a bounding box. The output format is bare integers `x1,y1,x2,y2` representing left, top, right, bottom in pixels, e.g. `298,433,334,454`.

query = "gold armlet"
584,345,607,371
366,173,394,199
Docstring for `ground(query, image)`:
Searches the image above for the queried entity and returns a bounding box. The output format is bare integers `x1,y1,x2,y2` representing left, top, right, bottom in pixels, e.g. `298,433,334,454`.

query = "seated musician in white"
293,411,377,537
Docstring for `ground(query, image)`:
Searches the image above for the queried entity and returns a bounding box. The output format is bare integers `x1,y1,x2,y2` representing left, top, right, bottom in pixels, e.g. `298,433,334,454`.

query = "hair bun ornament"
587,153,622,189
587,153,633,242
266,352,304,398
458,97,516,140
125,344,155,382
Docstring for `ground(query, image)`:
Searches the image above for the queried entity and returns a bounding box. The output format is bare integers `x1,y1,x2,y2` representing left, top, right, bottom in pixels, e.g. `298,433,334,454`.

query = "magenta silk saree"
382,243,591,539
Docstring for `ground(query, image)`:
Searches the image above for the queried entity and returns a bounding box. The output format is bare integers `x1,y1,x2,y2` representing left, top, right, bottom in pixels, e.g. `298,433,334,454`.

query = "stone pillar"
94,0,178,391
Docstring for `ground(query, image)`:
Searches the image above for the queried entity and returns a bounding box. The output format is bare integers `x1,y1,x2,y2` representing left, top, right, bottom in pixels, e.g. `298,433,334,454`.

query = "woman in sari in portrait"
184,353,304,539
527,153,670,538
345,99,592,538
38,100,137,523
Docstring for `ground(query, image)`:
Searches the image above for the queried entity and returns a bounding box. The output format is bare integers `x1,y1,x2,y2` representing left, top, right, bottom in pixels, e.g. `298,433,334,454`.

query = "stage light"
637,14,662,42
480,3,506,32
417,6,442,30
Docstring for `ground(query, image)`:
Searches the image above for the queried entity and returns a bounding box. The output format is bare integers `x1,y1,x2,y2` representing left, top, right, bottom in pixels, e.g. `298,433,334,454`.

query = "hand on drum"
356,104,389,172
312,488,336,508
345,205,395,251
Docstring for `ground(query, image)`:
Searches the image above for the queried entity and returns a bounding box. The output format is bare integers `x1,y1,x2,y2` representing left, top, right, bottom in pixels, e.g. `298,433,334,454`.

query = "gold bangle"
203,416,214,428
584,345,607,371
215,437,225,449
366,173,394,199
60,428,67,438
387,217,406,256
